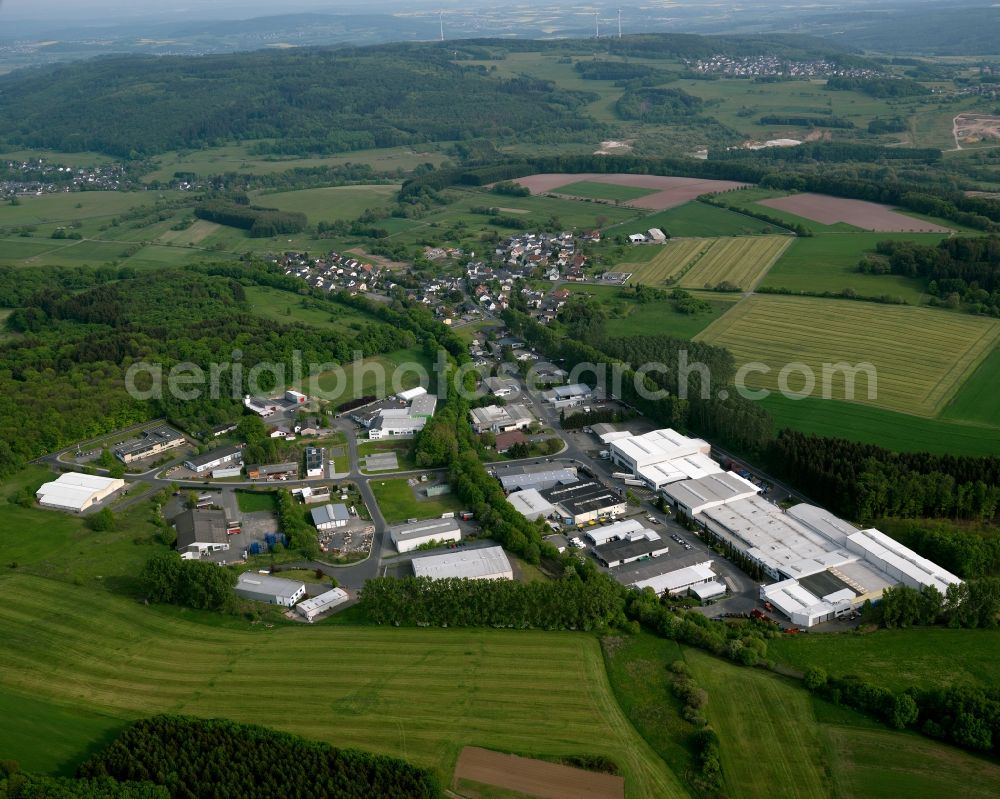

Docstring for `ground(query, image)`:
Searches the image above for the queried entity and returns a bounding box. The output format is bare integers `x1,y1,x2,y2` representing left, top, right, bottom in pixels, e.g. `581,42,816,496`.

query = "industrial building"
175,509,230,558
246,462,298,481
541,480,627,525
633,562,718,596
542,383,593,409
593,530,668,568
690,581,727,601
507,488,554,520
35,472,125,513
184,445,243,475
661,471,760,517
235,572,306,607
482,376,520,398
390,518,462,553
469,403,534,434
304,447,324,478
412,546,513,581
498,465,578,493
691,495,961,627
396,386,428,402
311,503,350,531
296,587,350,622
582,518,648,546
285,389,308,405
114,425,186,464
368,395,437,440
608,428,720,490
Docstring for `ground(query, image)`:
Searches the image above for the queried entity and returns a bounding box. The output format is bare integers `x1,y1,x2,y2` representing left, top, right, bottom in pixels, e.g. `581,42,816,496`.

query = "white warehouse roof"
36,473,125,512
412,546,513,581
583,518,648,546
396,386,428,402
610,428,710,469
662,471,760,514
507,489,554,520
633,562,716,595
636,452,722,489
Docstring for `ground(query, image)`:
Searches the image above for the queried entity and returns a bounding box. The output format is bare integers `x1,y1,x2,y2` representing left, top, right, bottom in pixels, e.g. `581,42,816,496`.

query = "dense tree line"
758,114,854,129
78,716,440,799
766,430,1000,522
194,201,306,237
825,75,930,97
803,668,1000,756
275,488,321,559
0,766,166,799
696,196,807,235
616,87,703,123
140,552,237,611
360,574,625,630
872,236,1000,315
709,141,940,165
878,517,1000,579
873,581,1000,629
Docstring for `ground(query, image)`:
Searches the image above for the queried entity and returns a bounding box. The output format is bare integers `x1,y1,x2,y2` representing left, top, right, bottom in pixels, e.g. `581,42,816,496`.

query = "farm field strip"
510,174,748,211
0,575,685,798
625,239,711,285
678,235,791,290
696,295,1000,417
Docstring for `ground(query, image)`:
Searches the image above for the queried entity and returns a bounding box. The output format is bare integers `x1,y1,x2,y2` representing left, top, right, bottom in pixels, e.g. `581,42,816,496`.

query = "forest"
193,200,307,237
77,716,440,799
0,48,598,157
871,237,1000,315
0,266,412,478
615,87,704,123
824,75,930,97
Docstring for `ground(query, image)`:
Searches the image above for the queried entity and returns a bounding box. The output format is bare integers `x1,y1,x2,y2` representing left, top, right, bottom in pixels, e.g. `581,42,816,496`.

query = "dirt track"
758,193,952,232
454,746,625,799
512,173,748,210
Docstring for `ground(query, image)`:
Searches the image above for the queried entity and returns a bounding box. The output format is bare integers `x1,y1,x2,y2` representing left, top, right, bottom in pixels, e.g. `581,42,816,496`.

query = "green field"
696,294,1000,417
311,347,434,403
760,393,1000,456
768,628,1000,692
0,575,684,798
245,285,377,333
370,477,464,523
252,184,401,225
760,232,948,302
235,490,278,514
940,344,1000,427
620,201,794,238
678,235,791,291
551,180,657,203
0,190,183,230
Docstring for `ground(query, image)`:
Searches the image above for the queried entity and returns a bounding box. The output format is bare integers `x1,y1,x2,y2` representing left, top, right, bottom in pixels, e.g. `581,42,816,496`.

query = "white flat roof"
633,561,716,594
36,473,125,511
397,386,427,401
296,587,349,615
611,428,710,468
785,504,861,546
391,518,461,542
600,430,633,444
584,518,647,546
662,471,759,511
691,580,727,600
637,452,722,488
507,489,554,519
412,546,512,581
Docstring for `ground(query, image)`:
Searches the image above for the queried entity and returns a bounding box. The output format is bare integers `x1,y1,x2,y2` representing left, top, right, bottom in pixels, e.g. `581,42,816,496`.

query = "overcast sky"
0,0,402,21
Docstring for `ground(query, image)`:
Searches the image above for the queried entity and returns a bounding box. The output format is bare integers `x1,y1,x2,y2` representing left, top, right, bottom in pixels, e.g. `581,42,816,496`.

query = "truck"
623,478,645,487
598,450,610,459
611,471,634,480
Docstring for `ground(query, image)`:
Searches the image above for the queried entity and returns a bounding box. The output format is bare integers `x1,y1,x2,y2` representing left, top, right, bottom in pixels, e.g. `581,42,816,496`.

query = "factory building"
35,473,125,513
540,480,627,525
412,546,513,582
390,518,462,553
608,428,721,490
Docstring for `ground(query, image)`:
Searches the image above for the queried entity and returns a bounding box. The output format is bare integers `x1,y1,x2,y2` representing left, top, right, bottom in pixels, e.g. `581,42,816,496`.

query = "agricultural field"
551,179,658,203
696,294,1000,417
244,285,377,333
0,575,685,799
511,174,748,211
719,188,862,233
624,239,712,286
758,194,953,233
677,235,791,291
369,477,464,523
759,232,948,303
251,184,401,225
939,344,1000,428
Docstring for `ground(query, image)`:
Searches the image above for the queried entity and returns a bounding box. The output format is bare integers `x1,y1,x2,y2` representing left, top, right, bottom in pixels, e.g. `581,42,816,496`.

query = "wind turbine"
439,11,444,42
618,9,622,39
594,11,600,39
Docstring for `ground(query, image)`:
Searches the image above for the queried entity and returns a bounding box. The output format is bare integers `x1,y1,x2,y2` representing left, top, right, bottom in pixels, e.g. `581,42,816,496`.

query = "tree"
86,507,117,532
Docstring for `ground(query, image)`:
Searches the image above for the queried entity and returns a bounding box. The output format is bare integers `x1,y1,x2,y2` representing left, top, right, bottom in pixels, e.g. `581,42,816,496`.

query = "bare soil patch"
757,193,952,232
454,746,624,799
954,113,1000,146
345,247,409,271
512,173,749,211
